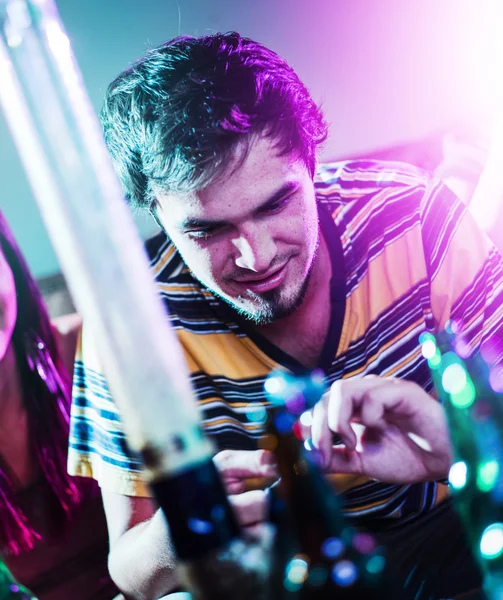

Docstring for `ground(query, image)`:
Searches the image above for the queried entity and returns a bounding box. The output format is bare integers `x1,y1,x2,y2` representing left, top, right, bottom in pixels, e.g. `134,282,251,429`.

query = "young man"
68,33,503,599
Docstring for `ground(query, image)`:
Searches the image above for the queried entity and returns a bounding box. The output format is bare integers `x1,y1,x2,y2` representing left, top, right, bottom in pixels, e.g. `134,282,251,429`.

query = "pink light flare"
465,0,503,233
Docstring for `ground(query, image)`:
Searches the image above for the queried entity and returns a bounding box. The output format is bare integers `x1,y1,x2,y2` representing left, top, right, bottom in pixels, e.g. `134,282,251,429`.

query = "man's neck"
257,229,332,368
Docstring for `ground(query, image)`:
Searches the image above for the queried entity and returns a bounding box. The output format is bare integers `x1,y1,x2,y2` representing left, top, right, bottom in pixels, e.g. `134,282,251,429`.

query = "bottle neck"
151,459,240,561
268,410,348,554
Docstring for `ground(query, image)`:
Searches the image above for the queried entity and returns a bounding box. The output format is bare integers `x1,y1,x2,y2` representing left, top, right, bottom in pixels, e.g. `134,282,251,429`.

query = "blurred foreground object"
0,560,35,600
0,1,269,597
423,324,503,599
468,117,503,251
264,371,396,599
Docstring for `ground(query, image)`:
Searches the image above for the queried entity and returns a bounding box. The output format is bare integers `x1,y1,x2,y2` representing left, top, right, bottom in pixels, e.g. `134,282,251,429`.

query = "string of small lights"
421,322,503,599
262,370,393,599
0,560,35,600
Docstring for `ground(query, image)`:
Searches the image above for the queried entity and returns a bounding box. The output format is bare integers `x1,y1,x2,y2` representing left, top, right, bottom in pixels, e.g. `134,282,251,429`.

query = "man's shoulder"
144,230,196,286
316,159,433,233
144,230,180,274
315,159,430,201
143,230,225,329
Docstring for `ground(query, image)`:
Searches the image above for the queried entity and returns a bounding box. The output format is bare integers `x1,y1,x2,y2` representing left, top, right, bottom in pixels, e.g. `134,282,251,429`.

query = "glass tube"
0,0,214,478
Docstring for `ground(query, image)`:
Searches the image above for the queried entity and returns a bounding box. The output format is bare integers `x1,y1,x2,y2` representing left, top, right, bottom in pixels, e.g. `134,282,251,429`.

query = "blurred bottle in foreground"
0,559,35,600
145,435,272,600
421,322,503,599
263,370,396,599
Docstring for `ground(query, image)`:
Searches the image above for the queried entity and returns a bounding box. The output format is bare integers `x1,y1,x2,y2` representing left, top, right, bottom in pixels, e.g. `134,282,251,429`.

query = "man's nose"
232,227,276,273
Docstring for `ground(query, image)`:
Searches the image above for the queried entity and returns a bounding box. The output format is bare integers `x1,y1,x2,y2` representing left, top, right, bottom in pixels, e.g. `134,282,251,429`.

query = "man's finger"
311,396,333,467
327,377,398,445
224,477,247,495
213,449,278,481
324,446,363,475
326,380,358,450
228,490,268,527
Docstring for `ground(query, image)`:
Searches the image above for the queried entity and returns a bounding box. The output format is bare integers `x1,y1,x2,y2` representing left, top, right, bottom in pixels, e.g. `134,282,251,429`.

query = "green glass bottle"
264,370,395,599
0,559,35,600
422,323,503,600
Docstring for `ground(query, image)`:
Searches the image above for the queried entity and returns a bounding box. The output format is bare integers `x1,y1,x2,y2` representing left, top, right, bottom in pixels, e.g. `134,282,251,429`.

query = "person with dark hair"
101,32,326,212
68,32,501,599
0,211,118,599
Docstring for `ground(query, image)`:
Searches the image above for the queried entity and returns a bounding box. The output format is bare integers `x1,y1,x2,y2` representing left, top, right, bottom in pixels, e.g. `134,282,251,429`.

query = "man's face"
155,136,320,324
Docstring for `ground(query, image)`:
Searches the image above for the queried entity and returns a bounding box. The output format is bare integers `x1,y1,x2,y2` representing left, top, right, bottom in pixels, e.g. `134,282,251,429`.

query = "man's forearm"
108,509,181,599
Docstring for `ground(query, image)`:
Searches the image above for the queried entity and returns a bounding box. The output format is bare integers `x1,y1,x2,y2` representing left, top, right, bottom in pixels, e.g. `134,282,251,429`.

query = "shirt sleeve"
67,324,152,497
421,179,503,358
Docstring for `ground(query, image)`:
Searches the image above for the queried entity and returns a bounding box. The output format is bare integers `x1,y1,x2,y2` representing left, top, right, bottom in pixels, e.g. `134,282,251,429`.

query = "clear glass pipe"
0,0,214,478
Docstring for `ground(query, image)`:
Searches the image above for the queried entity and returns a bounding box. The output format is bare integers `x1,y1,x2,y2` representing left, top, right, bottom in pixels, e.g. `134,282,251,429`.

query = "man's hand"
213,449,278,530
311,376,453,484
213,449,278,494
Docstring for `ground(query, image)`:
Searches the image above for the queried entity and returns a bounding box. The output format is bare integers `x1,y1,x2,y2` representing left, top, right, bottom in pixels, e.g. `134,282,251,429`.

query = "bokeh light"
245,403,268,425
352,532,376,554
447,320,463,335
187,517,213,535
285,392,307,415
450,379,476,409
477,460,500,493
274,411,295,434
300,410,313,427
480,523,503,559
264,374,286,398
454,338,472,359
448,461,468,490
284,556,309,590
332,560,358,587
441,363,468,395
428,349,442,370
321,537,345,559
310,369,325,387
366,554,386,575
258,433,278,451
292,421,303,440
419,332,436,346
421,338,437,360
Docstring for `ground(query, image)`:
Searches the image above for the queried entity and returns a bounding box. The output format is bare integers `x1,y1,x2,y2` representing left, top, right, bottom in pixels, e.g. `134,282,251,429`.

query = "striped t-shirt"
68,160,503,523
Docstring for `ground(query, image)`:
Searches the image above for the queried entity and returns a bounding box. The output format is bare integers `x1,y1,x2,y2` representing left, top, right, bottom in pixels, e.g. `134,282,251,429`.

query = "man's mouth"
232,261,289,294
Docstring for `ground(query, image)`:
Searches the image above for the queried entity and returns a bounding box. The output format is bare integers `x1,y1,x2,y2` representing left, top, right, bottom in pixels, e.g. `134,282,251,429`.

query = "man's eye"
263,195,291,214
187,228,217,240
